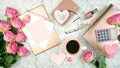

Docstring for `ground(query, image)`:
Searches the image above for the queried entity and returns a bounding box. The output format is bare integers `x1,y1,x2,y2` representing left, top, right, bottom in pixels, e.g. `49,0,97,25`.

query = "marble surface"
0,0,120,68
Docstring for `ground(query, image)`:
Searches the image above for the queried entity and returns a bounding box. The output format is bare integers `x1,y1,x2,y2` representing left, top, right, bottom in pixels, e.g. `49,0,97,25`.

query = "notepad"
25,18,54,48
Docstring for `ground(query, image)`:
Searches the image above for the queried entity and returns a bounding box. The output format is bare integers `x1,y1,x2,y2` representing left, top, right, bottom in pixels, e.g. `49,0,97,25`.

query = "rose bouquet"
0,7,29,67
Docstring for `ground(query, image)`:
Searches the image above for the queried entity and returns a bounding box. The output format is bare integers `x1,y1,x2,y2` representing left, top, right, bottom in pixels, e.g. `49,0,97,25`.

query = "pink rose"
107,13,120,25
0,21,11,31
82,51,94,62
4,31,15,42
15,32,26,43
18,46,29,57
5,7,18,18
23,15,31,24
11,17,25,28
6,42,19,54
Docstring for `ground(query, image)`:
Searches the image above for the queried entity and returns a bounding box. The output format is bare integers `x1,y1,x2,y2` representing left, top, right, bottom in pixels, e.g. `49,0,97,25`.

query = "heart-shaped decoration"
104,43,120,58
23,15,31,24
50,53,66,65
54,10,69,24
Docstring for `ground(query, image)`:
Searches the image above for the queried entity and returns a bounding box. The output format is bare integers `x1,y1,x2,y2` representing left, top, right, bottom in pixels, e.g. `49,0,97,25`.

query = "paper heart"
50,53,66,65
54,10,69,24
104,43,119,58
23,15,31,23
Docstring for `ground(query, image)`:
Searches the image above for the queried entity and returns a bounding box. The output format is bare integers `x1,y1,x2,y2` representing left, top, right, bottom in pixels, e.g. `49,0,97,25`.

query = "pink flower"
11,17,25,28
5,7,18,18
6,42,19,54
0,21,11,31
107,13,120,25
4,31,15,42
82,51,94,62
15,32,26,43
18,46,29,57
23,15,31,24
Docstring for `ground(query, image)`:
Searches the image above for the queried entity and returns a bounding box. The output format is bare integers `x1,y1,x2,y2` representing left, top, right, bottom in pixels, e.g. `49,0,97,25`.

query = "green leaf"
17,43,24,46
0,62,5,67
101,63,106,68
7,17,10,22
11,59,17,64
91,60,97,68
117,35,120,41
4,14,7,16
0,37,3,41
118,24,120,28
101,56,106,68
0,32,3,37
4,61,11,67
95,60,99,68
10,26,18,34
91,60,96,65
5,55,13,64
102,56,106,63
0,54,7,63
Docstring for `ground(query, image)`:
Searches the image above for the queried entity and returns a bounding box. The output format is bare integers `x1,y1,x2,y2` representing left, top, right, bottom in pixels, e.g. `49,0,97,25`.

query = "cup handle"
82,46,87,50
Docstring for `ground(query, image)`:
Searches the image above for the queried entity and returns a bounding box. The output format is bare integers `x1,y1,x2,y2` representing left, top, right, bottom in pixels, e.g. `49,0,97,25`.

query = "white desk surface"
0,0,120,68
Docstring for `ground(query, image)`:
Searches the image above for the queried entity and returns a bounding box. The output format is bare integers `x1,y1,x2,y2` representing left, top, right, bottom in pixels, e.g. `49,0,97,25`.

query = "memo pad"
19,5,60,55
83,4,120,58
51,0,79,25
26,18,54,48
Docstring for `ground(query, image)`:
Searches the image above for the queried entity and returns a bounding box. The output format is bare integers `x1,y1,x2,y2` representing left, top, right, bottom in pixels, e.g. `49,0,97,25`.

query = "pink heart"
50,53,66,65
104,43,119,58
23,15,31,24
54,10,69,24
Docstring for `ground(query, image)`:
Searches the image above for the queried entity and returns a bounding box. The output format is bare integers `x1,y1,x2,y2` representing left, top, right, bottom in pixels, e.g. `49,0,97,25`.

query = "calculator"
96,28,118,42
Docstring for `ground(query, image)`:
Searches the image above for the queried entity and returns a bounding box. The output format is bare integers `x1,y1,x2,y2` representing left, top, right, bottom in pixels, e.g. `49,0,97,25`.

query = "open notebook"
83,4,120,58
19,5,60,55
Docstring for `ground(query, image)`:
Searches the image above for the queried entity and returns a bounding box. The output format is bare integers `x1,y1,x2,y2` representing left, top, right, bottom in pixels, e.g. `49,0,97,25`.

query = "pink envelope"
19,5,60,55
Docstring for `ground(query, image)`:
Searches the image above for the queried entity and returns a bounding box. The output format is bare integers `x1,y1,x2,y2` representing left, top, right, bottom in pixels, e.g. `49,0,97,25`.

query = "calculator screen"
96,28,118,42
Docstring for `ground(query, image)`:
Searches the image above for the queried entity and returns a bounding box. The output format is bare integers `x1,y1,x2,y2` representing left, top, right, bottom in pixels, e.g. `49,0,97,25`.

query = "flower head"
107,13,120,25
82,50,94,62
4,31,15,42
18,46,29,57
23,15,31,24
11,17,25,28
6,42,19,54
0,21,11,31
15,32,26,43
5,7,18,18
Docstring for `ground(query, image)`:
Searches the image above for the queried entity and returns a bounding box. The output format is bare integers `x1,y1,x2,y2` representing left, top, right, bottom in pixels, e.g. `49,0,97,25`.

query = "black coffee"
66,40,80,54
